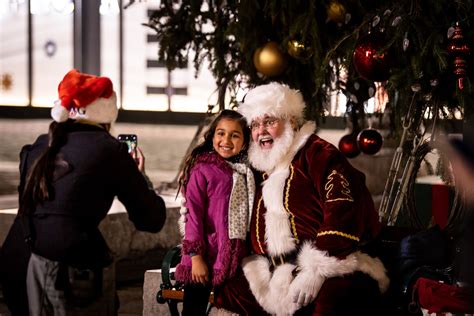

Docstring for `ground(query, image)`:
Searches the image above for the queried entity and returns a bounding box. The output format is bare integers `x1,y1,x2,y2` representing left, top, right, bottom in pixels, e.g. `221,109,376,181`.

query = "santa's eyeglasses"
250,117,280,131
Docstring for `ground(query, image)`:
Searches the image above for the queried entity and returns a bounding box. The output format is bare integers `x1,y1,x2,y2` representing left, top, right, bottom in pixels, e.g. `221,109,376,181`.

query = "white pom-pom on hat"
51,99,70,123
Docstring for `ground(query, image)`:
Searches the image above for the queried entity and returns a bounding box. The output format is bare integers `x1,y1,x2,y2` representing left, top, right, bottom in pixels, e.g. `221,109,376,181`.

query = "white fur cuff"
242,244,390,316
242,255,298,316
297,242,358,277
298,241,390,293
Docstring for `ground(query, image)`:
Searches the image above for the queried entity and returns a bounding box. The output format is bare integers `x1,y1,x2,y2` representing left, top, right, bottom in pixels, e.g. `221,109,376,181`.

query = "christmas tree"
141,0,474,227
143,0,473,135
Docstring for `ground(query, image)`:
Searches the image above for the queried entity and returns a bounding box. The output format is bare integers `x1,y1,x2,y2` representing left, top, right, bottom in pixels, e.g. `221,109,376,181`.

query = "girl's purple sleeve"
182,167,207,256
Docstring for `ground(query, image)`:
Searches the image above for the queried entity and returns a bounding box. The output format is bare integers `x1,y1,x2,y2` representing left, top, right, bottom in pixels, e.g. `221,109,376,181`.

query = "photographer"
0,69,166,315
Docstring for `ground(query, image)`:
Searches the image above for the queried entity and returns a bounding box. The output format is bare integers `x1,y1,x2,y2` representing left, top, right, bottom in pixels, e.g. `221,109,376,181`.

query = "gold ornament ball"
327,1,346,23
287,39,314,60
253,42,288,77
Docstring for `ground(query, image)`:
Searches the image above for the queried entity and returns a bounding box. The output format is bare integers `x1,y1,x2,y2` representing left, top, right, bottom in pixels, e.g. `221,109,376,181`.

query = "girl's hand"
191,255,209,284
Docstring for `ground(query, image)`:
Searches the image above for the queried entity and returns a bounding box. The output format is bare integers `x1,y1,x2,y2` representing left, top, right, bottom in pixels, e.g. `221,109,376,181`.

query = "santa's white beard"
249,122,295,173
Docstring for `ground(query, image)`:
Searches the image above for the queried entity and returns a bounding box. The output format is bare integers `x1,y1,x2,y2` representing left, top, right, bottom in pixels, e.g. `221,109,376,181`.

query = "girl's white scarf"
227,162,255,239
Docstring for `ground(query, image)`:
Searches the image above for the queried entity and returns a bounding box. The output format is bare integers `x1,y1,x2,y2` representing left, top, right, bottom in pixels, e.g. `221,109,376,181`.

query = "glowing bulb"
100,0,119,16
51,0,74,14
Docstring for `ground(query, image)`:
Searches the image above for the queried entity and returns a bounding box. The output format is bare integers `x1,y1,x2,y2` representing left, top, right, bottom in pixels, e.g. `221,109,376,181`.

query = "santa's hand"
289,270,325,308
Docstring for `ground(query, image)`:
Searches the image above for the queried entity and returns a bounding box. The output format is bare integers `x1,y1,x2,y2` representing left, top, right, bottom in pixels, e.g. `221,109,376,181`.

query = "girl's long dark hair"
18,120,72,215
178,109,250,195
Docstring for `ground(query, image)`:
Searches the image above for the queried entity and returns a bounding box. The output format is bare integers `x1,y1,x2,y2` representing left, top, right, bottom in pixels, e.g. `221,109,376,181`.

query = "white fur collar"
272,122,316,173
262,122,316,256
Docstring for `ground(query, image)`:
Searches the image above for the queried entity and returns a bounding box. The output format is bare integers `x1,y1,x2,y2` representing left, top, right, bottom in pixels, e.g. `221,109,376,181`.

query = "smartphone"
117,134,138,156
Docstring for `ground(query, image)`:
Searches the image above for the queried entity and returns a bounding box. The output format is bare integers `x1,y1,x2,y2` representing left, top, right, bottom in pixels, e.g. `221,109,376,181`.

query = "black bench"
156,245,214,316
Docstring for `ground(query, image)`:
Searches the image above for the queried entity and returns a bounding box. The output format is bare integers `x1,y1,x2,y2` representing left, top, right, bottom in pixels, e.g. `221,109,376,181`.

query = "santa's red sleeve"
305,141,381,258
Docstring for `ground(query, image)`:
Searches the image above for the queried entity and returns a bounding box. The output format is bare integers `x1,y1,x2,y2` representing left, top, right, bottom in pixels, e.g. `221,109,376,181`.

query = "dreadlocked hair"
18,120,73,216
178,109,250,195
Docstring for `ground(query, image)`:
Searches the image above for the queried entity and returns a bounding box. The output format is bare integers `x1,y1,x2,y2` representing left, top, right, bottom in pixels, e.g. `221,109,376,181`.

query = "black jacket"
0,122,166,315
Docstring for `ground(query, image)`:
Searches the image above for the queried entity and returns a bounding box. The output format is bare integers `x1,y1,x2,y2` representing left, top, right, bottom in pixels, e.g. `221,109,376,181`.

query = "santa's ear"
290,117,298,130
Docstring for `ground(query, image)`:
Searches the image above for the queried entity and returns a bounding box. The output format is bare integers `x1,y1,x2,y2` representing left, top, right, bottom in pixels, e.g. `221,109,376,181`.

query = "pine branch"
145,0,474,133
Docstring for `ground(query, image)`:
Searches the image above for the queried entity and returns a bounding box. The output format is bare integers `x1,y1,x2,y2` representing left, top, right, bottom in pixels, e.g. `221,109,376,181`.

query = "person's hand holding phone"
117,134,154,190
118,134,142,169
132,147,145,172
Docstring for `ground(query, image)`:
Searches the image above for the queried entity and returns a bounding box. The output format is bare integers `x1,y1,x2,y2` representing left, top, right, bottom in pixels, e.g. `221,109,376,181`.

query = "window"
31,0,74,107
0,2,235,114
100,0,121,107
0,2,28,106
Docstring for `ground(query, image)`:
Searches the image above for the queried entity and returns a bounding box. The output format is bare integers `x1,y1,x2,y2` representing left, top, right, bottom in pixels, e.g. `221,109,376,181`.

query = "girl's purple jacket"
175,152,246,286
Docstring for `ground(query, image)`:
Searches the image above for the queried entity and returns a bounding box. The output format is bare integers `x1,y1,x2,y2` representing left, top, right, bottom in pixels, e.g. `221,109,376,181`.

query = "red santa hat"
51,69,118,124
238,82,306,123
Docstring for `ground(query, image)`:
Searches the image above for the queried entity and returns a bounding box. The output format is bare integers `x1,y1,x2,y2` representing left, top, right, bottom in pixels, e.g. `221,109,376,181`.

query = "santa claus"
213,82,389,316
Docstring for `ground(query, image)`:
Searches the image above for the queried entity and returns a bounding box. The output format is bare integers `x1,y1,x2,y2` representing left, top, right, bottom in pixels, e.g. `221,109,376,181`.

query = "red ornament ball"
357,129,383,155
338,134,361,158
353,33,392,82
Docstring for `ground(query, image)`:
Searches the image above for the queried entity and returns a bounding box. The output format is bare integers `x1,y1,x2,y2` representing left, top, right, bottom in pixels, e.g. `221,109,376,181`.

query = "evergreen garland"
144,0,474,133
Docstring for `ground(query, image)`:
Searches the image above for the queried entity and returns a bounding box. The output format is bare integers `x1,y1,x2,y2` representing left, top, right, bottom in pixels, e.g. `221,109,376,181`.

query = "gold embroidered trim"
255,195,265,253
317,230,360,242
255,166,267,255
325,170,354,202
284,164,299,244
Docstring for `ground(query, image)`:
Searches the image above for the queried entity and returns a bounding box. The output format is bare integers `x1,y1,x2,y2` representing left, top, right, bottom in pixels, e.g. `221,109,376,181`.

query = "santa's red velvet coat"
250,129,381,258
215,122,389,316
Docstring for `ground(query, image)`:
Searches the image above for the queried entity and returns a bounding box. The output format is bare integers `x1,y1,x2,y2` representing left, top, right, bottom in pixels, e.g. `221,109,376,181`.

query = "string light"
100,0,120,16
30,0,74,15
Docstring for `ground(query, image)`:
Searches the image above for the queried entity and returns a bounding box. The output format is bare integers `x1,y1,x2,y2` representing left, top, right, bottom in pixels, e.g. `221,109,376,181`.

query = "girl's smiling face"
212,118,245,159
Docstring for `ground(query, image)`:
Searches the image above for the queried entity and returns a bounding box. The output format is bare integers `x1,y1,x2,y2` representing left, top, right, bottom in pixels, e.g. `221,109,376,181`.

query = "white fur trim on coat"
208,307,239,316
354,251,391,293
242,255,298,316
263,168,294,255
239,83,306,122
297,242,389,292
242,242,390,315
263,122,315,256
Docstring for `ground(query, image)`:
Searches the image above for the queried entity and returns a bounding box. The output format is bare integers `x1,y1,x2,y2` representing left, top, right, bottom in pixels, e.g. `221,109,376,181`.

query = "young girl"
174,109,254,316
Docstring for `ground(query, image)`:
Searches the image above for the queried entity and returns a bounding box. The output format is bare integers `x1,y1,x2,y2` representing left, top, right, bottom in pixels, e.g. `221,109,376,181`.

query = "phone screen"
117,134,138,156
